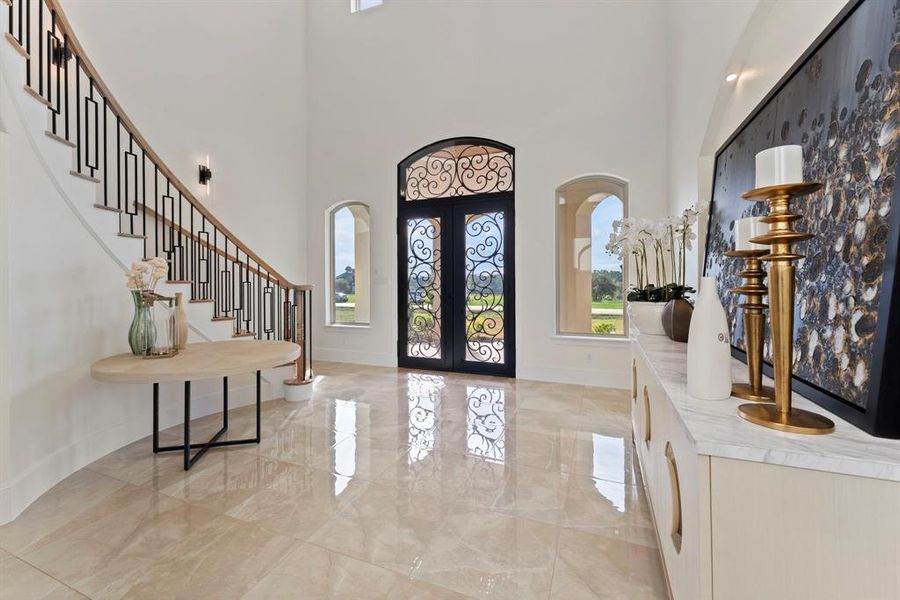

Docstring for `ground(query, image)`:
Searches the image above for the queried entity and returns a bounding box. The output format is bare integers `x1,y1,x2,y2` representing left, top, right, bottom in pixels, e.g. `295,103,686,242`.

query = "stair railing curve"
5,0,313,385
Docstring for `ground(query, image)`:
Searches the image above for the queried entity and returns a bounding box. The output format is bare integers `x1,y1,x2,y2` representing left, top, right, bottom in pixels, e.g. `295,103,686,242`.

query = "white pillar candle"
734,216,769,250
755,145,803,188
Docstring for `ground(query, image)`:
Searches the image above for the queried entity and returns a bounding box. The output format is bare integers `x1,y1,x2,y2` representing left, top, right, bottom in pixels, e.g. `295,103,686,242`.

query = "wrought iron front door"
398,199,515,377
397,137,516,377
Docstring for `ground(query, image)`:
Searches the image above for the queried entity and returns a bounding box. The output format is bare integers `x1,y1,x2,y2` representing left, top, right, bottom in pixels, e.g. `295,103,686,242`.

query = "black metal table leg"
256,370,261,443
152,382,159,453
153,373,262,470
184,381,191,470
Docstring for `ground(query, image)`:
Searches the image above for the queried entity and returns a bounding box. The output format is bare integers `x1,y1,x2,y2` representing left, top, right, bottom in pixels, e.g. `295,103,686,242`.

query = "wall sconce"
50,41,73,66
199,164,212,186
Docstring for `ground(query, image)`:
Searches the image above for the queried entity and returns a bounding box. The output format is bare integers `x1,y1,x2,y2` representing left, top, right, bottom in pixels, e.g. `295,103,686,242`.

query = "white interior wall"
60,0,308,284
665,0,758,289
667,0,848,283
306,0,670,386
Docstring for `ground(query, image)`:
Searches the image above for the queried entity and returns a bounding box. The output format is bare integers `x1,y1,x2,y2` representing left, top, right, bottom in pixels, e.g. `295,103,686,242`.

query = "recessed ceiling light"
725,73,738,82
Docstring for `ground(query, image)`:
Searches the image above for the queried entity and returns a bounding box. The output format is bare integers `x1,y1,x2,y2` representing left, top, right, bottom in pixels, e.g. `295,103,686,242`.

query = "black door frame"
396,137,516,377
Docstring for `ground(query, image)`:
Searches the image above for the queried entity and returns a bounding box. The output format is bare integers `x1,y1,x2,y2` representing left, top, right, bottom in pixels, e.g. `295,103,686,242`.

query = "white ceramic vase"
686,277,732,400
627,301,667,336
174,292,188,350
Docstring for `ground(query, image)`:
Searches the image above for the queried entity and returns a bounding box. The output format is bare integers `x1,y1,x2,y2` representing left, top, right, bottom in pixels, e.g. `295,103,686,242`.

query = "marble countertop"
634,334,900,482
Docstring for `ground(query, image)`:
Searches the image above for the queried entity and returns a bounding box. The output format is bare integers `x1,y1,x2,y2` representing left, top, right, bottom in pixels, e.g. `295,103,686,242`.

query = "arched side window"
556,175,628,336
328,202,370,326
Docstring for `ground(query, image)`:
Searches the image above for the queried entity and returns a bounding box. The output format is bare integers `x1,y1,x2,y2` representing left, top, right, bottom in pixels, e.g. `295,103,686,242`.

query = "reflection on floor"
0,362,667,599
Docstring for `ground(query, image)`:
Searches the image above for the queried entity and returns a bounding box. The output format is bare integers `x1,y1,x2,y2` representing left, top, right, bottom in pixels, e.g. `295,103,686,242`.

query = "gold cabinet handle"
665,442,683,553
632,359,638,403
642,385,652,445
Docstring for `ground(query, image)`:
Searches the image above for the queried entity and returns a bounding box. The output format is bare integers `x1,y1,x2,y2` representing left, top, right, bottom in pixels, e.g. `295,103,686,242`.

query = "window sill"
325,323,370,331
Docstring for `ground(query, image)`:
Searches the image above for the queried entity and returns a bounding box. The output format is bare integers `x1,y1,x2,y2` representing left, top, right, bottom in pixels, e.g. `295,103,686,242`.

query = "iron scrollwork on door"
404,144,514,200
465,212,505,364
406,217,443,359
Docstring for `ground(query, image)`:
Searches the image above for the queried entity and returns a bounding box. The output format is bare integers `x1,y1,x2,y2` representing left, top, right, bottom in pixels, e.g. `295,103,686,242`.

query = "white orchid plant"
125,257,168,292
605,203,704,303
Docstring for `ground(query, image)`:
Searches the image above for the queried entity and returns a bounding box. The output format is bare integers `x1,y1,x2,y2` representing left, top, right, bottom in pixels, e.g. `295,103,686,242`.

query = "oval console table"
92,340,300,470
631,334,900,600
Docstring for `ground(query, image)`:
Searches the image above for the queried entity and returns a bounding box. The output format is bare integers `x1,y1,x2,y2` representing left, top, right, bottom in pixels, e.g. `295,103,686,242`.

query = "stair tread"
24,85,51,107
45,130,76,148
70,170,100,183
165,280,192,284
233,331,256,338
189,298,214,303
5,33,28,59
117,232,146,239
211,316,234,322
93,203,123,213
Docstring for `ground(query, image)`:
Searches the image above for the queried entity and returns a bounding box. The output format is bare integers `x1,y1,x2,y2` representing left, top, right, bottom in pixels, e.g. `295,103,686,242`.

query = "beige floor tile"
308,482,455,575
234,418,352,466
375,449,474,499
549,528,668,599
85,437,184,486
503,427,575,472
461,461,569,526
0,549,86,599
562,475,657,548
413,504,559,600
16,486,223,598
0,469,129,555
311,433,407,481
240,541,404,599
567,427,639,484
117,516,295,600
225,464,368,540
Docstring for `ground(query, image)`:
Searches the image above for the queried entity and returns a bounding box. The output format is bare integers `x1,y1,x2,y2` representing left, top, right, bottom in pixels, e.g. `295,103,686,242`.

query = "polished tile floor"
0,363,667,599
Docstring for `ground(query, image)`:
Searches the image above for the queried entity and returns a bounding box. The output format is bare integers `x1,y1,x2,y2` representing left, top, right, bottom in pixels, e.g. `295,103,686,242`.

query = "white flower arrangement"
605,202,706,302
125,256,168,292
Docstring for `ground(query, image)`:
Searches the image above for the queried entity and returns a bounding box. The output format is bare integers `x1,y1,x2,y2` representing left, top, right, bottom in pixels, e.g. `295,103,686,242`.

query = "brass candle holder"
723,249,774,402
736,183,834,435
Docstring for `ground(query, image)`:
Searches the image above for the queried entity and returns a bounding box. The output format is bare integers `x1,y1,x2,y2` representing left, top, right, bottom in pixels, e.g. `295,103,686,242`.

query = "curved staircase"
2,0,313,395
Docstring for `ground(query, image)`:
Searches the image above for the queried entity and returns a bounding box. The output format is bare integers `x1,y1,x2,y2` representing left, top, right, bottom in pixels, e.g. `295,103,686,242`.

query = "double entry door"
397,196,515,377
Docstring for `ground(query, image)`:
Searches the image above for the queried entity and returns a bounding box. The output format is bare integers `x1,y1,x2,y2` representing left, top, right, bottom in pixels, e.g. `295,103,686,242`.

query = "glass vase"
149,299,176,357
128,290,156,356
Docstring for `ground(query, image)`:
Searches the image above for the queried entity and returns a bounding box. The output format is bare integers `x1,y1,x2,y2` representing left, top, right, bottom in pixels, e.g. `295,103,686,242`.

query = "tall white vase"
687,277,732,400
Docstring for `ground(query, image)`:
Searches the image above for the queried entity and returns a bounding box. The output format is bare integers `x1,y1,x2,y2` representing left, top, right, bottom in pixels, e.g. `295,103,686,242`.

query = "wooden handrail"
142,205,312,291
43,0,304,289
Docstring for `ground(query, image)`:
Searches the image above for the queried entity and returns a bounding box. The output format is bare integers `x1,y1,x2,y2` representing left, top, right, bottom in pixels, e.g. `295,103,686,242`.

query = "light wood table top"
91,340,300,384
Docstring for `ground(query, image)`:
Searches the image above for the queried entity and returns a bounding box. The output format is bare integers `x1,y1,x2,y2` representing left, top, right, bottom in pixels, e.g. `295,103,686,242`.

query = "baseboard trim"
517,363,630,389
313,346,397,368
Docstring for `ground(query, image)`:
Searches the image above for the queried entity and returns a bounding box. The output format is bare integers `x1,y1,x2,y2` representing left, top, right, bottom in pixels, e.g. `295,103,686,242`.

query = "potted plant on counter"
606,205,701,338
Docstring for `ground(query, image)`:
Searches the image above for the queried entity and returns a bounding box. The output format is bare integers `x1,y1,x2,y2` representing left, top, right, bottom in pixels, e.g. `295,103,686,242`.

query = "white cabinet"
631,337,900,600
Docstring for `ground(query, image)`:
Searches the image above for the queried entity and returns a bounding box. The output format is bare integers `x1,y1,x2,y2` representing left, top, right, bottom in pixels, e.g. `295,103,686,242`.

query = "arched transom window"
402,142,514,201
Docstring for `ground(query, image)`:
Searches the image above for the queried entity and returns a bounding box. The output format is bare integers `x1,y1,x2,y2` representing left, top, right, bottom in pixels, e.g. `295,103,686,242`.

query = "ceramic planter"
627,301,667,336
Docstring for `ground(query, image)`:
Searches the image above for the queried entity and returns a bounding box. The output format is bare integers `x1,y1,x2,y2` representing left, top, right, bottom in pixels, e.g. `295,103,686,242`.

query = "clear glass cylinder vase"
149,299,176,357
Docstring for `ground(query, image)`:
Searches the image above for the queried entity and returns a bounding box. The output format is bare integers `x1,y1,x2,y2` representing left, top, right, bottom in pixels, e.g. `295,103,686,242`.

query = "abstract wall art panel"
705,0,900,437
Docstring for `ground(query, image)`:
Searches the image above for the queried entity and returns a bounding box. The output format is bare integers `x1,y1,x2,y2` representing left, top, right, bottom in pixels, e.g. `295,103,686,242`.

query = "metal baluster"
116,115,121,213
24,0,29,87
63,34,68,140
102,97,108,207
142,152,147,258
154,165,159,258
74,55,80,169
37,2,42,96
88,81,98,178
